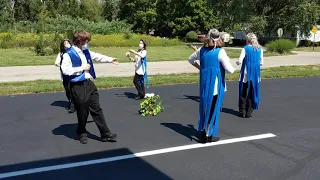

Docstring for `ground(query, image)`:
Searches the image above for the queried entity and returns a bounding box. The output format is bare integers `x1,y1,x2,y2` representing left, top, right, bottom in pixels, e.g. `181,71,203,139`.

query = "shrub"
0,32,183,49
299,40,312,47
33,33,64,56
185,31,198,42
266,39,296,54
3,15,132,35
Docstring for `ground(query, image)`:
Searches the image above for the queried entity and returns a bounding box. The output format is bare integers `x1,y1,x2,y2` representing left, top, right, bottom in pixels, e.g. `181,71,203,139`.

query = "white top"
54,53,64,81
135,50,147,75
60,46,115,80
188,47,235,95
236,45,264,83
55,53,63,67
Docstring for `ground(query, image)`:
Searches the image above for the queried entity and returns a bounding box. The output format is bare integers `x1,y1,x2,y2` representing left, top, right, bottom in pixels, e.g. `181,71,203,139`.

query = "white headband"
211,37,220,41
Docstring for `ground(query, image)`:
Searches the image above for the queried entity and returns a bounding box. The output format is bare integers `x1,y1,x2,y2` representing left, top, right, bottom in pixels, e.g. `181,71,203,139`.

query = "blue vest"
62,47,96,82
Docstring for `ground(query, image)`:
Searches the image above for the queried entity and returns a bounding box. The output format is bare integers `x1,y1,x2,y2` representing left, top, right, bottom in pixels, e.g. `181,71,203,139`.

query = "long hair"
60,39,72,54
203,28,224,48
140,39,147,50
59,39,72,66
246,33,261,50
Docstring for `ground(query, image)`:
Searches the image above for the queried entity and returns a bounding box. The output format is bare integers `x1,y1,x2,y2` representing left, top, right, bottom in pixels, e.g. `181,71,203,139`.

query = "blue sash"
62,47,95,82
141,56,149,88
138,50,149,88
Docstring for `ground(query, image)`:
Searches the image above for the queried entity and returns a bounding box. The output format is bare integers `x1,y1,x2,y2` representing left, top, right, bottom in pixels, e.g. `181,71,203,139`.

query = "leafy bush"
33,33,64,56
266,39,296,54
0,32,182,49
311,42,319,47
185,31,198,42
139,95,164,116
90,34,182,47
299,40,312,47
2,15,132,35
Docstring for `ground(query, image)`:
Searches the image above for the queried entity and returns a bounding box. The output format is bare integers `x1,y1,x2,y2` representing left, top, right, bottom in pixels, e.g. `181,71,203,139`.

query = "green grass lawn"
295,46,320,52
1,65,319,96
0,45,288,67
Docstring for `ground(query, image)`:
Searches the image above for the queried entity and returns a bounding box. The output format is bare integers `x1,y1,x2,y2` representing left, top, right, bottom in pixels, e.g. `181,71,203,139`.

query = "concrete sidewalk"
0,51,319,82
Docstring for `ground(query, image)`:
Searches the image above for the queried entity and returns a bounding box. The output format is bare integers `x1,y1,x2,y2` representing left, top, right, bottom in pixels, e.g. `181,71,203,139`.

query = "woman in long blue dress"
236,33,263,118
188,29,235,143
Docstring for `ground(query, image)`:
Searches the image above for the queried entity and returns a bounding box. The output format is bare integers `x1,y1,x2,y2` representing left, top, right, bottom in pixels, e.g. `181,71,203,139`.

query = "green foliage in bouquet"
139,95,164,116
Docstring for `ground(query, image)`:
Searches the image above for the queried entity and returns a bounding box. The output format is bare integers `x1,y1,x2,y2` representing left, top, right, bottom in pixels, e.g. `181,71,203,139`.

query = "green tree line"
0,0,319,37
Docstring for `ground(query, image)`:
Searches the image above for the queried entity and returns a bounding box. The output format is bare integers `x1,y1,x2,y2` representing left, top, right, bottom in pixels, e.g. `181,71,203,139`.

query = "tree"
0,0,14,24
168,0,218,37
294,1,320,36
118,0,157,34
103,0,121,21
79,0,104,22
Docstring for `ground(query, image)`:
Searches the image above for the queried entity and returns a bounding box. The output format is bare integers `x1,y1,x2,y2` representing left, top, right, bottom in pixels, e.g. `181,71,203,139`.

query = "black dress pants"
239,81,254,115
70,79,111,136
133,73,145,97
62,80,71,101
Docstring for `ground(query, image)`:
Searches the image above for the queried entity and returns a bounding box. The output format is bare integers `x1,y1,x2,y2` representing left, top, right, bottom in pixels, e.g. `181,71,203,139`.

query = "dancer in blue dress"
188,29,235,143
236,33,264,118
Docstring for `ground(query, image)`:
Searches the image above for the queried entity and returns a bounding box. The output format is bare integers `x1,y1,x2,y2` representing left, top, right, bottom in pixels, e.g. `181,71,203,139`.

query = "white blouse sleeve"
89,51,114,63
188,47,201,64
237,48,246,64
55,53,62,67
218,48,235,73
140,50,147,58
260,48,264,66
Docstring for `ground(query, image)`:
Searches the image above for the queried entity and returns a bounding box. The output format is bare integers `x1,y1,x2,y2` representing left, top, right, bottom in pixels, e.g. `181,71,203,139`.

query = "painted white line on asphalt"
0,133,276,179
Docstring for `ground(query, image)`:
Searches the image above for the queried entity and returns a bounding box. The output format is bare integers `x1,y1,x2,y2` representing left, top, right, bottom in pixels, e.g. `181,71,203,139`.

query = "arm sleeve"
218,49,235,73
140,50,147,58
260,48,264,66
90,51,114,63
60,53,83,75
237,48,246,64
188,47,201,64
55,53,61,67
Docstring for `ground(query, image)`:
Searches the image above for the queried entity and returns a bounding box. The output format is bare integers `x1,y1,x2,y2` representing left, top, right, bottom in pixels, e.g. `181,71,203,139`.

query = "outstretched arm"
188,48,201,70
89,51,119,65
129,49,147,58
190,44,198,51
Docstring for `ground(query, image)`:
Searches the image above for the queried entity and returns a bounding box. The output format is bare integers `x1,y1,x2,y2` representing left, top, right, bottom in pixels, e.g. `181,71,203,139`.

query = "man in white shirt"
60,30,119,144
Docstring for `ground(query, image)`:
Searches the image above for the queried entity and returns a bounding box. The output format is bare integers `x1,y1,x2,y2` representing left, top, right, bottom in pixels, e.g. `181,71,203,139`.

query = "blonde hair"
204,28,224,48
246,33,261,50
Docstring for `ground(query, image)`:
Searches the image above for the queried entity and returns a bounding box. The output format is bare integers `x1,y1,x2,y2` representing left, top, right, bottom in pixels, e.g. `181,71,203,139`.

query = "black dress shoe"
246,108,253,118
208,136,220,142
79,134,88,144
199,130,208,144
239,108,246,118
101,133,118,142
68,102,76,113
135,95,144,100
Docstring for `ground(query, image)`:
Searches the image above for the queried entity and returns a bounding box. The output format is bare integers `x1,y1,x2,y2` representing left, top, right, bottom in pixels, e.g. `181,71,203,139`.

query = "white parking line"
0,133,276,179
